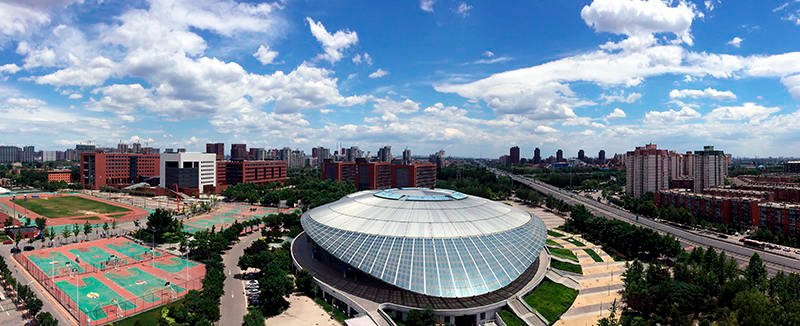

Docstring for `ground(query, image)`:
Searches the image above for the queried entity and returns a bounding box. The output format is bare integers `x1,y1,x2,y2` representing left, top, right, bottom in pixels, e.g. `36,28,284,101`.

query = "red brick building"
215,160,288,191
47,170,72,183
322,160,436,190
758,202,800,237
80,153,160,189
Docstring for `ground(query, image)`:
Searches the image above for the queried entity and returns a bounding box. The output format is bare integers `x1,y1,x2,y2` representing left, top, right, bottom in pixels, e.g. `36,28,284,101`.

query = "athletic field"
12,196,129,218
0,193,148,226
16,237,205,326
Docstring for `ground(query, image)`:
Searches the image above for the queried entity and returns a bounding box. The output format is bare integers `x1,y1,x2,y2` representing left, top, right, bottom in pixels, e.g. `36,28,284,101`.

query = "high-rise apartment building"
429,150,446,169
20,146,35,163
206,143,225,161
556,149,564,162
402,148,411,164
625,144,670,198
598,150,606,163
0,146,19,163
577,149,585,161
231,144,247,161
377,145,392,162
533,148,541,164
693,146,727,193
509,146,520,165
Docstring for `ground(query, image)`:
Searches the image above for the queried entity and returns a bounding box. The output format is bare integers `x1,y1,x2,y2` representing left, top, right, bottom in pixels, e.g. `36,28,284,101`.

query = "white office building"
159,152,217,193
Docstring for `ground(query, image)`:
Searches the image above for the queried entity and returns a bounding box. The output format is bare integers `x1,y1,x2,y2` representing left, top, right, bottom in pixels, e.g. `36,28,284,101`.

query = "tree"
103,221,109,233
732,290,771,326
83,221,92,239
62,227,71,244
47,227,56,244
258,264,293,316
72,223,79,239
295,269,314,294
242,308,265,326
406,306,436,326
26,296,43,317
112,219,117,233
4,216,13,228
36,312,58,326
745,253,768,292
34,217,46,230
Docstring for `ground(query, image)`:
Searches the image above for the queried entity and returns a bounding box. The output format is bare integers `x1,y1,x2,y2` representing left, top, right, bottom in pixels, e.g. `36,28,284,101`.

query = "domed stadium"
291,188,549,325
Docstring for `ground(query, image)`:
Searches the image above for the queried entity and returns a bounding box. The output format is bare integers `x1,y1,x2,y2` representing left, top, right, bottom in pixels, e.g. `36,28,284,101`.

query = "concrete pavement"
219,231,263,326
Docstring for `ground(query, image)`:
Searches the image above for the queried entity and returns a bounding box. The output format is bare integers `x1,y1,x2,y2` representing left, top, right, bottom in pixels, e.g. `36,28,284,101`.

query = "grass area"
112,299,184,326
499,310,527,326
548,247,579,262
0,234,10,241
551,260,583,274
584,249,603,262
108,213,127,218
523,279,578,323
13,196,129,218
76,216,100,220
314,297,347,324
565,237,585,247
547,230,564,237
546,239,563,248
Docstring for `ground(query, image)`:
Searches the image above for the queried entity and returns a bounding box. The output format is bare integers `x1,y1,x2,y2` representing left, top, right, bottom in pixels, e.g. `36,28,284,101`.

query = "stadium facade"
291,188,549,325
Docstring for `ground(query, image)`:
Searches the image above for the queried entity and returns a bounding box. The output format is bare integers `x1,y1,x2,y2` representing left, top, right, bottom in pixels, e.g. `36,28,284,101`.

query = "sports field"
16,237,205,326
12,196,129,218
182,203,284,234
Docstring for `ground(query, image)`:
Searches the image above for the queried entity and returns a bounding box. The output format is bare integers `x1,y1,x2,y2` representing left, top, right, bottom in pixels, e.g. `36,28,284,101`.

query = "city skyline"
2,1,800,158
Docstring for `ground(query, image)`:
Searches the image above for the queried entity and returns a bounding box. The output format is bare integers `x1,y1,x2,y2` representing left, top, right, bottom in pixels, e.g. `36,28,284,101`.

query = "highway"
490,168,800,275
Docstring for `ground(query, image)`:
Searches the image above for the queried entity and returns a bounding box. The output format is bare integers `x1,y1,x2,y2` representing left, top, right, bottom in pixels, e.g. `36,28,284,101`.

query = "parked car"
23,245,34,251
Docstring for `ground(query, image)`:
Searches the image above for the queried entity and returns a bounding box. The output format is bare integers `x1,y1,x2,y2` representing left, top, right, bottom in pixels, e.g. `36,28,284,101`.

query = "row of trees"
614,194,744,235
0,256,57,325
564,204,683,262
436,164,514,200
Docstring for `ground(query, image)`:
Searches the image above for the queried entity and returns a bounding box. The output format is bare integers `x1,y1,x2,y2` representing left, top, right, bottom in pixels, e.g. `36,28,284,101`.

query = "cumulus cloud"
253,44,278,65
600,90,641,104
669,87,736,100
535,125,558,133
483,50,494,57
455,2,472,17
605,108,627,119
352,52,372,65
727,36,743,48
581,0,696,46
420,0,435,12
369,68,389,79
705,102,780,122
306,17,358,64
644,106,701,124
0,64,20,74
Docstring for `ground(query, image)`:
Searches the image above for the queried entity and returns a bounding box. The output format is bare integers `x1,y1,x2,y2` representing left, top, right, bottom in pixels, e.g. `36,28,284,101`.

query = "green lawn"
550,260,582,274
314,297,348,324
584,249,603,262
546,239,563,248
524,279,578,323
565,238,585,247
13,196,129,218
547,230,564,238
548,247,578,262
499,310,526,326
115,299,184,326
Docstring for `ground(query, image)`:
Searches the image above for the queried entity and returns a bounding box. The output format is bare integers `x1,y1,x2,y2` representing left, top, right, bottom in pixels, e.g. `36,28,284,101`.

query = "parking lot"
244,279,259,306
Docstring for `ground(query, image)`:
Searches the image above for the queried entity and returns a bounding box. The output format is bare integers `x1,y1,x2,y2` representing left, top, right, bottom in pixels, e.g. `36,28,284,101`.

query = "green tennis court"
27,251,84,277
105,241,161,260
152,257,198,274
56,276,137,321
104,268,185,303
68,247,116,267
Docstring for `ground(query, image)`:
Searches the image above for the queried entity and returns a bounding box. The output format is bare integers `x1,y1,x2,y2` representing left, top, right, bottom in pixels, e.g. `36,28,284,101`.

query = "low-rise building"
47,170,72,183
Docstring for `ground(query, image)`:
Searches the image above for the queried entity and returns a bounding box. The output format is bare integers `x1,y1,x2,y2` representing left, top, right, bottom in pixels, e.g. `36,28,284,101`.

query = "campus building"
321,160,436,190
292,188,548,325
215,160,288,191
46,170,72,183
159,152,217,194
80,153,160,189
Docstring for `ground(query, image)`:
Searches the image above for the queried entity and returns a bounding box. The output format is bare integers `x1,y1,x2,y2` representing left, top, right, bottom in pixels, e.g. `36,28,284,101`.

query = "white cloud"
420,0,435,12
483,50,494,57
600,90,641,103
6,97,46,110
369,68,389,79
605,108,627,119
727,36,743,48
34,56,116,86
253,44,278,65
644,106,700,124
0,1,81,41
472,56,512,64
371,98,420,122
352,52,372,65
455,2,472,17
669,87,737,100
705,102,780,122
0,64,20,74
306,17,358,64
580,0,696,46
68,93,82,100
535,125,558,133
85,84,154,121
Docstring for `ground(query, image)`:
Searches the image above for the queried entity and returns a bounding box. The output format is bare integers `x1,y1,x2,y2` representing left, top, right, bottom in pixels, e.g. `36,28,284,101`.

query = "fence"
15,253,203,326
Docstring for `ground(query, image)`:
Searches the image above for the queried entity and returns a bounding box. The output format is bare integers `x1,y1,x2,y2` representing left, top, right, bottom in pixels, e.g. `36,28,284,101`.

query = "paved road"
0,249,73,325
219,231,262,326
491,169,800,274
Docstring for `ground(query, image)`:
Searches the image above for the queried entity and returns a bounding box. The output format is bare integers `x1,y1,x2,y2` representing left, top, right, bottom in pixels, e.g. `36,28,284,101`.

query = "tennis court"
16,237,206,326
181,203,284,234
56,276,137,321
152,257,199,274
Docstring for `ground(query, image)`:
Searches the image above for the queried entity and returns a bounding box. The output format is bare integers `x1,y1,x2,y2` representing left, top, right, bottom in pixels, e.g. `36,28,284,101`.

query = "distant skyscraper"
20,146,35,163
577,149,585,161
377,145,392,162
533,148,541,164
693,146,727,193
402,148,411,164
509,146,520,165
598,150,606,163
206,143,225,161
177,148,186,153
117,143,129,153
231,144,247,161
131,142,142,153
429,150,445,169
625,144,670,198
0,146,19,163
556,149,564,162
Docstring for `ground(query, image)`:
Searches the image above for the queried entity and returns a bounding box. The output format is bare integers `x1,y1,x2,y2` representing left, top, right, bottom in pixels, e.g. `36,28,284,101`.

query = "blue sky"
1,0,800,158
